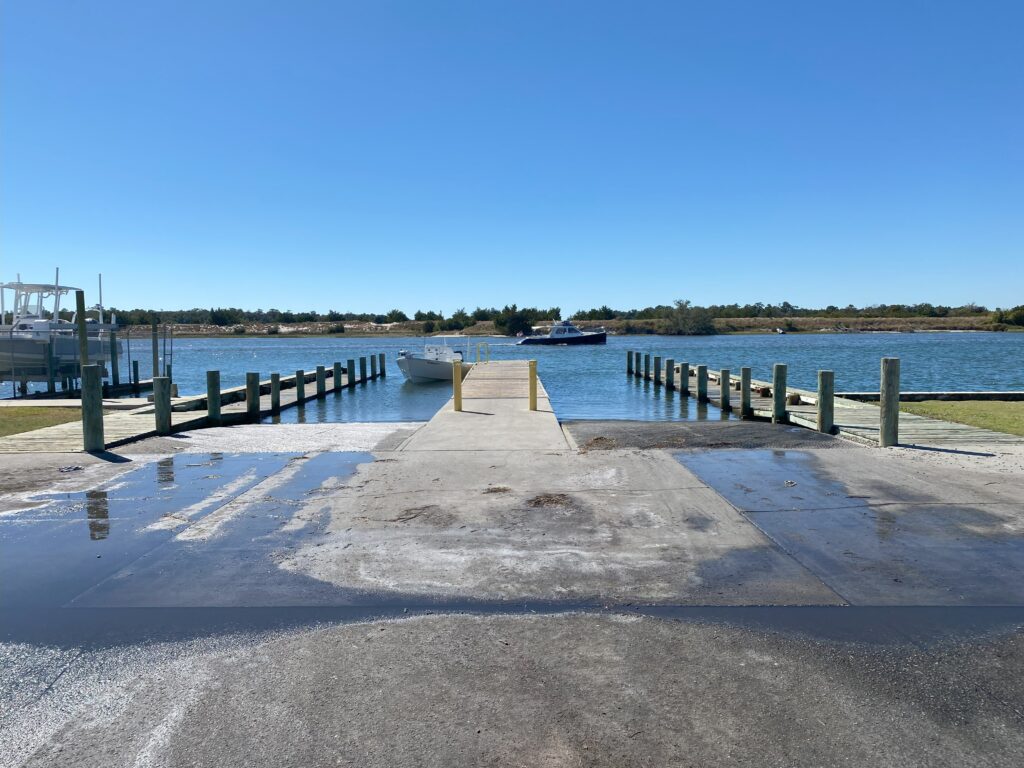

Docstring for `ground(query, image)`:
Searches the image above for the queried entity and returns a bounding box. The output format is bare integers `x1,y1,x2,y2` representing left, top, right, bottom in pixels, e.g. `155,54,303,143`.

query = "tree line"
571,301,992,321
91,300,1019,337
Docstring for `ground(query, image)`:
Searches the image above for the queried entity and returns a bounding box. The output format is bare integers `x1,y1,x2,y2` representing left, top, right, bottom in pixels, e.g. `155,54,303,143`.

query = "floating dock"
400,360,568,451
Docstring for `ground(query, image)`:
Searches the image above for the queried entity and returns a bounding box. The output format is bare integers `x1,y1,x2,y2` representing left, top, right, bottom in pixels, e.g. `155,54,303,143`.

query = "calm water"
109,331,1024,423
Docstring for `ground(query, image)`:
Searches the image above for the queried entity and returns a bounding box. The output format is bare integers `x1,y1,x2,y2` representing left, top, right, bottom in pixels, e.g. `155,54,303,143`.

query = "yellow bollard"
453,360,463,411
528,360,537,411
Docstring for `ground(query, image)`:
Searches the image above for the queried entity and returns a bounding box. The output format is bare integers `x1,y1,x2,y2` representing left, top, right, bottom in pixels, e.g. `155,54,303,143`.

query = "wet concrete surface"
3,421,1024,766
1,452,369,647
564,418,848,451
678,449,1024,605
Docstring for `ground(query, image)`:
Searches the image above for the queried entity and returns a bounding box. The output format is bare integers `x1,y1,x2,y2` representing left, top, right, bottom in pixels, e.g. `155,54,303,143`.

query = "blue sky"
2,1,1021,314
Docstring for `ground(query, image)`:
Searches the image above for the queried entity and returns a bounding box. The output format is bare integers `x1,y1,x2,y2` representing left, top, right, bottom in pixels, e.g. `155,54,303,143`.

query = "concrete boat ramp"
2,361,1024,767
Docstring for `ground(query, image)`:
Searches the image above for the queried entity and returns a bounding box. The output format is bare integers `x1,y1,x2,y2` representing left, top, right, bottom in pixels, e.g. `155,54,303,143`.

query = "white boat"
397,344,472,383
1,276,120,390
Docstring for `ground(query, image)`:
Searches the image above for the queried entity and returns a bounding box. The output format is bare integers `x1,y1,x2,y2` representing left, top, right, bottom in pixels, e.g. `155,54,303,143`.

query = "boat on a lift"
0,274,120,391
516,321,607,345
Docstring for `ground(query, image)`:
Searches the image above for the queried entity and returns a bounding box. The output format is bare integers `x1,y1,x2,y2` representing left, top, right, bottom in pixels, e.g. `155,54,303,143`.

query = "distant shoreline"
129,314,1017,339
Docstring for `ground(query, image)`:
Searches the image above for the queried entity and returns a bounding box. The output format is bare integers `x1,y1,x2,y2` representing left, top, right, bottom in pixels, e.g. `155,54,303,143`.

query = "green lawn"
900,400,1024,437
0,407,84,437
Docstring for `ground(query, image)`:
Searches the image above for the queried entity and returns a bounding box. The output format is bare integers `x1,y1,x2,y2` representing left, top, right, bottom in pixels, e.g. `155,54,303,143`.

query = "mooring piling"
295,370,306,402
379,352,386,377
81,364,104,452
333,362,343,392
76,291,90,368
359,357,367,384
153,377,172,435
347,359,356,388
879,357,900,446
633,352,641,378
696,365,708,402
246,372,260,421
151,322,159,378
626,351,634,375
370,355,378,379
110,330,119,387
678,362,689,395
720,369,731,411
529,360,538,411
665,358,675,390
453,360,463,411
206,371,221,426
270,373,281,413
316,365,326,398
772,364,788,423
132,361,141,396
817,370,835,434
740,367,752,417
653,356,662,386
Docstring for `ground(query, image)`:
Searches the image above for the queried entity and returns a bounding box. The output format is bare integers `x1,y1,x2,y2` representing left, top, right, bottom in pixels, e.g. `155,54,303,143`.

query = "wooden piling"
151,322,159,378
271,373,281,413
316,365,326,397
633,352,641,378
109,330,119,386
46,341,56,393
665,358,675,390
626,351,633,375
678,362,689,395
346,359,356,388
370,355,378,379
75,291,90,368
879,358,900,447
206,371,221,426
696,365,708,402
740,367,752,418
165,363,172,383
653,356,662,386
359,357,367,384
529,360,538,411
379,352,386,377
772,364,788,424
81,364,105,452
333,362,343,392
453,361,463,411
153,377,171,435
132,361,140,395
246,372,260,421
295,370,306,402
720,369,731,411
817,370,835,434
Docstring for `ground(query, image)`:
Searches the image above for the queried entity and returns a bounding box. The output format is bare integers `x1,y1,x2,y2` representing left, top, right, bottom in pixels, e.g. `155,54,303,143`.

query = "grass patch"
899,400,1024,437
0,407,84,437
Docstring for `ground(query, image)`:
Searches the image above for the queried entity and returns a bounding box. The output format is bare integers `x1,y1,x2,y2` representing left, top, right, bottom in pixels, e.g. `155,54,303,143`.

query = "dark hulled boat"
516,321,607,345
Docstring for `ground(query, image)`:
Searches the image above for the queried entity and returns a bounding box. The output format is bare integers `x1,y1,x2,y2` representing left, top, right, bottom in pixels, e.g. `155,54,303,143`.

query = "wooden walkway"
0,365,382,453
676,366,1024,449
400,361,567,451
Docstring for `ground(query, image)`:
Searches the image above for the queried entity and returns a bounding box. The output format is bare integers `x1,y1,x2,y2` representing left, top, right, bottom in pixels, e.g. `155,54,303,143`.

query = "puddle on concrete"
676,449,1024,605
0,451,370,648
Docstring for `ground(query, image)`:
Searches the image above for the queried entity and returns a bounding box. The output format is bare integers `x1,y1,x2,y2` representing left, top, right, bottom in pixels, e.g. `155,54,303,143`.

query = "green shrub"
232,325,246,335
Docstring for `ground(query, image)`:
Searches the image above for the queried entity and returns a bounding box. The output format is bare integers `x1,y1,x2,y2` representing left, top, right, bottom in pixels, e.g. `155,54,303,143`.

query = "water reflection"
86,490,109,540
157,457,175,485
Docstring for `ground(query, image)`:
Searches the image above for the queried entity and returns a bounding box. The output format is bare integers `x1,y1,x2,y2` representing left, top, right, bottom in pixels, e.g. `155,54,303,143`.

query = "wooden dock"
400,360,568,451
670,364,1024,449
0,358,384,453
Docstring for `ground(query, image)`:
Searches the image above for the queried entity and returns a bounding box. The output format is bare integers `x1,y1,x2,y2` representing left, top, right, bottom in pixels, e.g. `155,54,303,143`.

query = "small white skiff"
396,344,472,383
